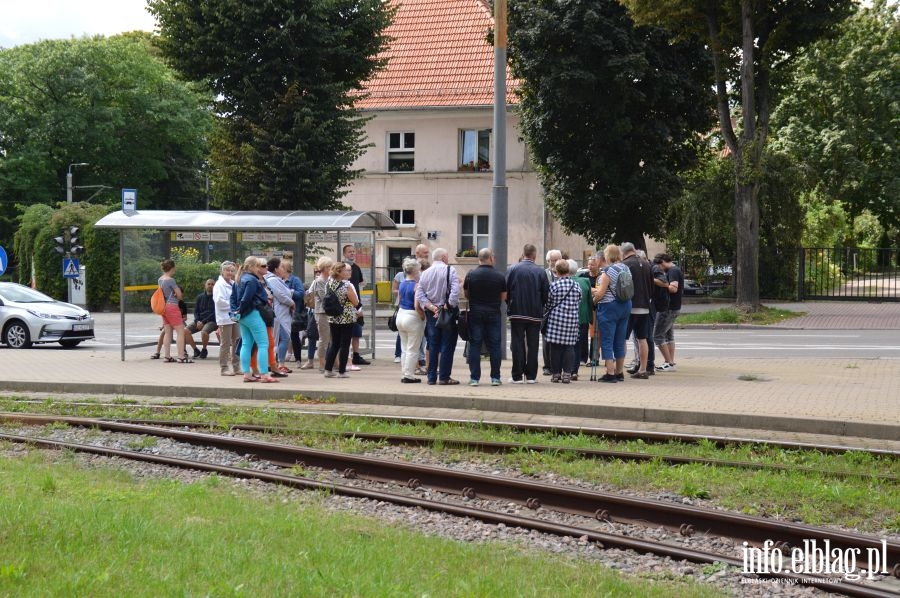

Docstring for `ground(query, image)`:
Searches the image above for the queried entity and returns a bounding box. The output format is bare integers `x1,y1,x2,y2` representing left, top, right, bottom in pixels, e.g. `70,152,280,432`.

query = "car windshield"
0,284,55,303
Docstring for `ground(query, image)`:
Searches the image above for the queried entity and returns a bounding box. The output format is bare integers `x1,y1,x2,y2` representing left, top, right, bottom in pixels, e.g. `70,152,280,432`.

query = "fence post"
797,247,805,301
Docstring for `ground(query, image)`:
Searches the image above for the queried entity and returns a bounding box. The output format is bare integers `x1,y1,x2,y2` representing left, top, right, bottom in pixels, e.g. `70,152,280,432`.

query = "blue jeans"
597,300,631,360
276,324,289,362
467,310,502,381
424,310,458,383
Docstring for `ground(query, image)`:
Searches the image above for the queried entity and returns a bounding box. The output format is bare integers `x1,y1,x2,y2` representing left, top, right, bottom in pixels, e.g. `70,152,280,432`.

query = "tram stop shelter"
95,210,397,361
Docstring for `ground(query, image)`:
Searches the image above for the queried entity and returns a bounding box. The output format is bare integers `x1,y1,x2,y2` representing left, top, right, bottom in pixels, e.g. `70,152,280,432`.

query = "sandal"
243,375,259,383
258,375,279,383
177,355,194,364
150,353,160,359
163,357,176,363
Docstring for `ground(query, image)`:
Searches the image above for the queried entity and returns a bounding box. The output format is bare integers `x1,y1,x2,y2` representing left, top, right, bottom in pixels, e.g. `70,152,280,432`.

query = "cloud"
0,0,156,49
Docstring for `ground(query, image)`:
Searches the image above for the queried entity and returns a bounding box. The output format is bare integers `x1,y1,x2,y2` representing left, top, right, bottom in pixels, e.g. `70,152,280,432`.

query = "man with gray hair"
621,242,654,378
415,248,461,384
463,248,507,386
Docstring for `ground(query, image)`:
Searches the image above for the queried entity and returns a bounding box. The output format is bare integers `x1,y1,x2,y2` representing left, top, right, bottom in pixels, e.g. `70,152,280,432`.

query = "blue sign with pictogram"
63,257,80,279
0,245,7,276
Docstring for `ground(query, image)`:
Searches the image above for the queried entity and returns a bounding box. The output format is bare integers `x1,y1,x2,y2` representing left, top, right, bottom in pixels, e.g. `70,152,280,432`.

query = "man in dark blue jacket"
505,244,549,383
189,279,217,359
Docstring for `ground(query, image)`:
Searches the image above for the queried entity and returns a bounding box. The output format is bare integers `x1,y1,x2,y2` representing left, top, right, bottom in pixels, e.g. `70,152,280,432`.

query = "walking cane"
590,316,600,381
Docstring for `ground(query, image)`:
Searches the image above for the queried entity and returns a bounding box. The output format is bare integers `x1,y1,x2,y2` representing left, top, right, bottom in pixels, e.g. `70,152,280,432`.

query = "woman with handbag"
395,257,426,383
236,256,279,383
323,262,361,378
544,259,581,383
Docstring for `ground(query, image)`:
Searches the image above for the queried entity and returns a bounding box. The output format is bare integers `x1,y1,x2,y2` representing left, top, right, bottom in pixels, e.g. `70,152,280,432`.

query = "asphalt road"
63,313,900,360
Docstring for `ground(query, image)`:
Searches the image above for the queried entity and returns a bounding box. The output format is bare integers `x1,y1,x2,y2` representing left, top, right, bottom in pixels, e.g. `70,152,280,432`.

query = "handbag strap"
544,280,577,318
443,263,451,306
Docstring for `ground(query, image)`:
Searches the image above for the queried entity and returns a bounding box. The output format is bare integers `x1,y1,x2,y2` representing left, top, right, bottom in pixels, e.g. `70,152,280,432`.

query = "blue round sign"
0,245,8,277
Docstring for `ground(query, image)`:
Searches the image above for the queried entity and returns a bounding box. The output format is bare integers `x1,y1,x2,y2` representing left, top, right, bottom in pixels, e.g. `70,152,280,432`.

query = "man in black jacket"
188,279,218,359
505,244,549,383
621,243,654,379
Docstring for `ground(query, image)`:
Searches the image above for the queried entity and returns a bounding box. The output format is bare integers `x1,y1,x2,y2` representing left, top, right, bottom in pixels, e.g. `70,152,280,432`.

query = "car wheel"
4,320,32,349
59,339,82,348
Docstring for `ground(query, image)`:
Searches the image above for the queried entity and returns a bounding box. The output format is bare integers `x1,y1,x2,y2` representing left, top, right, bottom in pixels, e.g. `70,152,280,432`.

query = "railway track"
1,414,898,597
106,417,900,483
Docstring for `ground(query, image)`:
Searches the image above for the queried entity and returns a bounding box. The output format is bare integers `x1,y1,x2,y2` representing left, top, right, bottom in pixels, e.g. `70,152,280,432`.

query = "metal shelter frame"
95,210,397,361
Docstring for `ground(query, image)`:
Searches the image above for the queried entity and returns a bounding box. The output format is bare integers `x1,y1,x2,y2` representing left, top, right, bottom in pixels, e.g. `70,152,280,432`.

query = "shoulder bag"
435,265,459,331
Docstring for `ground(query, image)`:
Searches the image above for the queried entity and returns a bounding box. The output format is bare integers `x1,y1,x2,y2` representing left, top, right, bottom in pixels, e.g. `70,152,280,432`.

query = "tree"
620,0,853,309
0,35,213,210
507,0,714,247
148,0,394,210
667,144,803,299
772,0,899,232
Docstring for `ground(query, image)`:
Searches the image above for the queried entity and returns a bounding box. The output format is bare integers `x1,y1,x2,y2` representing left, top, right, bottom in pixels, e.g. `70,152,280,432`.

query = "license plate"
73,324,90,331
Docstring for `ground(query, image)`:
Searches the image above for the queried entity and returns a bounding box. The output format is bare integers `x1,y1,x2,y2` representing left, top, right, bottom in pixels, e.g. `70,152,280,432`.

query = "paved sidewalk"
1,301,898,447
1,349,898,446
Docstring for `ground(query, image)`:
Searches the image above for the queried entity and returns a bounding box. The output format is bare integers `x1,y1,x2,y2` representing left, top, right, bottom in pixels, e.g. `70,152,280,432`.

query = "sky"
0,0,156,49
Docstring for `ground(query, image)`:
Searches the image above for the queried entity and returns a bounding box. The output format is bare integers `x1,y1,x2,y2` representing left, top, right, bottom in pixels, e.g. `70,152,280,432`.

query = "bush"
803,256,843,295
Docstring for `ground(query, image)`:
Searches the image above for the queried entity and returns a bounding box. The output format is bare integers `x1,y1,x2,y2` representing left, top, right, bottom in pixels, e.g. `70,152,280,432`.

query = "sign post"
122,188,137,214
0,245,8,277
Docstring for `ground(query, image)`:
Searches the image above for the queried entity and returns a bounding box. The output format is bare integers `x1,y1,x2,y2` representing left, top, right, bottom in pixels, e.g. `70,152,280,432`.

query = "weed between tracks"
1,395,899,535
0,452,718,598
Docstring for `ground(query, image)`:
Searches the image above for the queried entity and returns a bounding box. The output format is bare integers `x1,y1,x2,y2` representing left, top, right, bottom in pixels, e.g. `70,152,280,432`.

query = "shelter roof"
94,210,397,231
356,0,518,110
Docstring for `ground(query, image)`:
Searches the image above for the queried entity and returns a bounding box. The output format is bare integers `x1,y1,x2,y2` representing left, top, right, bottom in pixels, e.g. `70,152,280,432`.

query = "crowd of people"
152,241,685,386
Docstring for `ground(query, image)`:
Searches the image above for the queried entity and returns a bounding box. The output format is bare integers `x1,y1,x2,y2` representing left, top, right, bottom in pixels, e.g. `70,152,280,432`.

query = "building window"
388,132,415,172
459,215,489,255
458,129,491,171
388,209,415,226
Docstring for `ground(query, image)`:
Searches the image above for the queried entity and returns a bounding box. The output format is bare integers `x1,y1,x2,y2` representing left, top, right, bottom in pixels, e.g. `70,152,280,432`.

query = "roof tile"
356,0,518,109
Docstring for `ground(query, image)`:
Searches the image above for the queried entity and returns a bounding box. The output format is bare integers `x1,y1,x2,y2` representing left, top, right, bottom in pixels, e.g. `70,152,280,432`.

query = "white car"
0,282,94,348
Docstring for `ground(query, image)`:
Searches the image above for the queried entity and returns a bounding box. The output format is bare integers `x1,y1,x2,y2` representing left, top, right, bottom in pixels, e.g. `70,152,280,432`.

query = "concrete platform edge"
4,380,896,442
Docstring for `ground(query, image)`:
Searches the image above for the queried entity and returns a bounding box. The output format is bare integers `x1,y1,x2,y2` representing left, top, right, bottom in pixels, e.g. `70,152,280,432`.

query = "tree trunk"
734,179,760,310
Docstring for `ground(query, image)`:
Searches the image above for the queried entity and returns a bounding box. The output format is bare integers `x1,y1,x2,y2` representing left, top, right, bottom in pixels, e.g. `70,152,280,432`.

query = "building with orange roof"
345,0,595,278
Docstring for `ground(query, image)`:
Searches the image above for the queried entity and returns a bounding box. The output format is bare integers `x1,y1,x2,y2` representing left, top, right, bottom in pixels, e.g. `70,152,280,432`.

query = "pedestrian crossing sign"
63,257,80,279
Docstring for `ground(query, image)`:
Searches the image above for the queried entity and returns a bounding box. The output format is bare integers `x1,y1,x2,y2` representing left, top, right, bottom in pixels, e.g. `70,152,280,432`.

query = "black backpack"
323,282,344,316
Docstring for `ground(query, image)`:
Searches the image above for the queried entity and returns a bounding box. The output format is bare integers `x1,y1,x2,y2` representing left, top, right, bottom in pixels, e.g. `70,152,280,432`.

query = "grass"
0,452,720,598
676,306,804,326
1,396,898,533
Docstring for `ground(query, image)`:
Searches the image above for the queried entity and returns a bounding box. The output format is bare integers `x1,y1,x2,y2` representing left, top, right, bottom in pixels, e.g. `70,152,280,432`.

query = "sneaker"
323,371,337,378
599,373,618,383
394,356,401,363
542,368,551,376
415,367,428,376
352,353,371,365
468,379,480,386
615,373,625,381
337,373,350,378
551,374,561,383
199,348,208,359
193,348,202,358
655,362,676,372
347,364,361,371
299,360,314,370
509,378,524,384
491,378,502,386
526,379,537,384
630,371,649,380
570,374,578,381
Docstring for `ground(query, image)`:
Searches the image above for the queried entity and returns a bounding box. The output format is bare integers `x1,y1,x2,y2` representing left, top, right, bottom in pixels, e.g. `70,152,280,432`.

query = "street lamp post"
66,162,89,203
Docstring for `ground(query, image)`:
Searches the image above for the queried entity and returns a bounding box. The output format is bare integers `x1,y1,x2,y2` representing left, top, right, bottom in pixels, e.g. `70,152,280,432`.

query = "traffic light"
68,226,83,256
54,235,66,255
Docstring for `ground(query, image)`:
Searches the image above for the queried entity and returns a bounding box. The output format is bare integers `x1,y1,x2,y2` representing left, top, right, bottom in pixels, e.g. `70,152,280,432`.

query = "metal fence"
799,247,900,301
